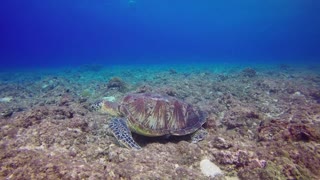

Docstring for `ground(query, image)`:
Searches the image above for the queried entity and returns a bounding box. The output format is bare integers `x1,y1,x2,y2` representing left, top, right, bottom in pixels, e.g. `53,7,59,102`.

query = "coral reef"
0,64,320,179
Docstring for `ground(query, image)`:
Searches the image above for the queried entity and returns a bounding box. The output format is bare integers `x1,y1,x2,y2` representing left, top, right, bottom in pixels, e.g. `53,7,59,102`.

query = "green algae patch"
238,161,286,180
261,161,286,180
80,89,94,98
273,157,312,180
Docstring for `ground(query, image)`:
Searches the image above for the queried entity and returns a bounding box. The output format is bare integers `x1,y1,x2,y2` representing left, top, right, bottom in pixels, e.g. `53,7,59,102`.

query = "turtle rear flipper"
109,118,141,150
191,127,208,143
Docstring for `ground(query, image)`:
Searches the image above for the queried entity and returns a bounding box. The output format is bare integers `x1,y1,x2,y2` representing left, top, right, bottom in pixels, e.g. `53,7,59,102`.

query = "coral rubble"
0,64,320,179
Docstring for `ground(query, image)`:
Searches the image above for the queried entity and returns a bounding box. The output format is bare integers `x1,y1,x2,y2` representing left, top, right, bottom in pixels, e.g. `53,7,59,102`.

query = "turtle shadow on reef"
133,133,191,147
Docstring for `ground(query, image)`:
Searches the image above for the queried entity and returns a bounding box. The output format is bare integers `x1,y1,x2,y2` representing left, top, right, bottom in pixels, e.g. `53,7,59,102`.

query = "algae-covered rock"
200,159,223,178
0,97,12,102
107,77,128,92
102,96,116,102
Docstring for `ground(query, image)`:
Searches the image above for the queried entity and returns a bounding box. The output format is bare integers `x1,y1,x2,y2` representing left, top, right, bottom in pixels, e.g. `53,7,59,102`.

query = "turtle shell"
119,93,207,137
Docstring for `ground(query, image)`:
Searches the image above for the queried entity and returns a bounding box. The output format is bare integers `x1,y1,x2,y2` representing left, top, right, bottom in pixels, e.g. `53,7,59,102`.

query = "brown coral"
258,119,320,142
106,77,128,92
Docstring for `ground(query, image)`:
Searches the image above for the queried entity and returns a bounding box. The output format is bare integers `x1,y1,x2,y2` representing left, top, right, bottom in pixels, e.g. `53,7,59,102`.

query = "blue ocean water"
0,0,319,68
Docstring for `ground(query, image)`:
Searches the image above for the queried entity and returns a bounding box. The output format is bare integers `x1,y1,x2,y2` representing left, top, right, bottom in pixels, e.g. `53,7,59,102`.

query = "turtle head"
92,100,120,116
101,101,120,116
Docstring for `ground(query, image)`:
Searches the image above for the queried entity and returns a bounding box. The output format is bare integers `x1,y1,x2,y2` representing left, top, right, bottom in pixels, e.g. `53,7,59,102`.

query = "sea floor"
0,63,320,179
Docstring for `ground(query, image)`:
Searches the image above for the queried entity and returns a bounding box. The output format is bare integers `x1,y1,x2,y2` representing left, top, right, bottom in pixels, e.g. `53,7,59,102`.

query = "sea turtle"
94,93,208,150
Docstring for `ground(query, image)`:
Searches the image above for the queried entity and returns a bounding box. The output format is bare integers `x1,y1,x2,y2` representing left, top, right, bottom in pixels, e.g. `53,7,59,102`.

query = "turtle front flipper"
109,118,142,150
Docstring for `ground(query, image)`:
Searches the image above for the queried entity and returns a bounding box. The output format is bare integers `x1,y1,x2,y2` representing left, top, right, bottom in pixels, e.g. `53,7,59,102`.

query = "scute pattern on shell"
119,93,206,136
